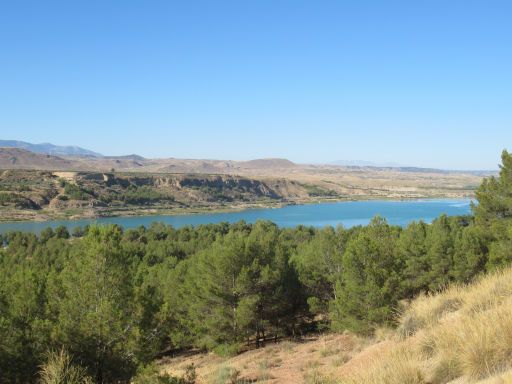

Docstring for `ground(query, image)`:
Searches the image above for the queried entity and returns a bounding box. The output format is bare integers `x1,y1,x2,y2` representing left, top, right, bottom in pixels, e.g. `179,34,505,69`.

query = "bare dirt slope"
159,333,373,384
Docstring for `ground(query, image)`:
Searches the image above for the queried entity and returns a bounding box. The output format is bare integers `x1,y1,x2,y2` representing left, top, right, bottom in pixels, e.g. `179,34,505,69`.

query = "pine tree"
473,149,512,244
331,216,401,333
290,226,347,316
425,215,456,290
182,230,248,350
47,225,140,382
452,225,488,282
473,150,512,269
398,221,429,297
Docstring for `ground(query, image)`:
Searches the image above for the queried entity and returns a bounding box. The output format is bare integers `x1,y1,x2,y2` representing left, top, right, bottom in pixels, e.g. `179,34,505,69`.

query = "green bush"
132,363,196,384
122,186,175,205
63,183,93,200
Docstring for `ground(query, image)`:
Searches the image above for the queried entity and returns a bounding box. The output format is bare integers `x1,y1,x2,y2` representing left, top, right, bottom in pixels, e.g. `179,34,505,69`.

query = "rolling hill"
0,148,78,170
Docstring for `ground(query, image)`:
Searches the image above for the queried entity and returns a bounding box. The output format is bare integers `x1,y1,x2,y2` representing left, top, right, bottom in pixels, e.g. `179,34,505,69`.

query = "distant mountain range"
0,140,496,176
330,160,496,175
0,147,299,173
0,140,103,157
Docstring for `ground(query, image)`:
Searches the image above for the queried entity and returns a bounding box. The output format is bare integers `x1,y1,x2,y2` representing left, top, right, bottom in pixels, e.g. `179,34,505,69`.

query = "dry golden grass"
341,268,512,384
39,349,93,384
477,369,512,383
339,344,424,384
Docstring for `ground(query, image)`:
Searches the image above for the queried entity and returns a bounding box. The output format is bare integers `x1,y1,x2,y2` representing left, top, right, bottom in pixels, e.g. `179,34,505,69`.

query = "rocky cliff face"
0,170,312,219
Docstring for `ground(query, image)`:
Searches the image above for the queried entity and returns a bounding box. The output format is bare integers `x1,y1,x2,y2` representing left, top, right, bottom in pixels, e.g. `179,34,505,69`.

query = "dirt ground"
158,333,392,384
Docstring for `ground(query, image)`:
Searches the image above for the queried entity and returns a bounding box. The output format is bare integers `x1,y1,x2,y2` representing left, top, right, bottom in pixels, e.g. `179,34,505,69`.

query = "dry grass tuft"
39,349,93,384
433,297,512,380
340,345,424,384
397,287,464,338
477,368,512,383
303,369,339,384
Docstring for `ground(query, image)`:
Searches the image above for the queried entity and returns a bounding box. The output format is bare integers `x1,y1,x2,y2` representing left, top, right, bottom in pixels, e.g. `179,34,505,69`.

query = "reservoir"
0,199,472,234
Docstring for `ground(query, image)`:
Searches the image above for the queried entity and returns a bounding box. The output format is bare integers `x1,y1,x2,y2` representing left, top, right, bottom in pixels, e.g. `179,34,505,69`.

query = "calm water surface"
0,199,472,234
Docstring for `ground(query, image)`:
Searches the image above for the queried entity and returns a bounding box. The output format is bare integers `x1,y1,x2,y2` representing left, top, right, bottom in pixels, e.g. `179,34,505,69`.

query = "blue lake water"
0,199,473,234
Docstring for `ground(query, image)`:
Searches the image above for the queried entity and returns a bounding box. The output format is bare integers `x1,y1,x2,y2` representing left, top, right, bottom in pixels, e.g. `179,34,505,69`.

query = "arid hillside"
0,148,78,170
0,147,484,207
0,169,311,221
0,147,300,173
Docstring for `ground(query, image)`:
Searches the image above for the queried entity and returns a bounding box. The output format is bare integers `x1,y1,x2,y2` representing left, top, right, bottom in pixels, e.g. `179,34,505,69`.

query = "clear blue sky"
1,1,511,170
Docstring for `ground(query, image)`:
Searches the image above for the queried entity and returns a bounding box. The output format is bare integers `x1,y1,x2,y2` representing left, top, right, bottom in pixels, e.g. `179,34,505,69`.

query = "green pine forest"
1,150,512,383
